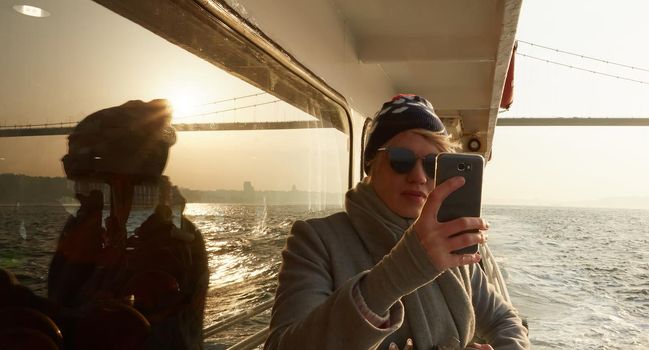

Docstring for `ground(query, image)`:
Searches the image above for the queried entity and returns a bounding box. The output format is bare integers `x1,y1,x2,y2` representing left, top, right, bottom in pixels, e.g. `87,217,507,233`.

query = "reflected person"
48,99,208,349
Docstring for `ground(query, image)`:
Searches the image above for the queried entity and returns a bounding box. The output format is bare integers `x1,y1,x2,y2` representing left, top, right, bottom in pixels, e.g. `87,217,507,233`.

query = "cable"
173,99,281,121
1,94,278,129
516,52,649,85
518,40,649,73
194,92,269,107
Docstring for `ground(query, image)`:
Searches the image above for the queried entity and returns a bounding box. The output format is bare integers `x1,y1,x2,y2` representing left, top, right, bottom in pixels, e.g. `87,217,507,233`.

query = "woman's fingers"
422,176,465,221
441,217,488,237
412,176,492,270
467,343,494,350
417,217,487,252
446,231,486,253
388,338,414,350
416,228,486,270
453,253,482,266
415,178,484,241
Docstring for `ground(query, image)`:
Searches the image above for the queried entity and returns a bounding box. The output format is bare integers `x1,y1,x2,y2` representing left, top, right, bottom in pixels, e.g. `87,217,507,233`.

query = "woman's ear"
364,160,377,184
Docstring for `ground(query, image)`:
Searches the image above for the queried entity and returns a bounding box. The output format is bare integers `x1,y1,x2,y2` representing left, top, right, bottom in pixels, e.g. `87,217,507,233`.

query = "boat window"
1,0,350,345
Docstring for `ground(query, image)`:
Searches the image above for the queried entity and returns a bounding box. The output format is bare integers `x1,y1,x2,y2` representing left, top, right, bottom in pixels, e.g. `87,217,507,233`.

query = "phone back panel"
434,153,484,223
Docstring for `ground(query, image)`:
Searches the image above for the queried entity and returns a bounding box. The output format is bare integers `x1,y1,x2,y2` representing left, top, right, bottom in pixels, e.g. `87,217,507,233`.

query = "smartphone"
434,152,484,255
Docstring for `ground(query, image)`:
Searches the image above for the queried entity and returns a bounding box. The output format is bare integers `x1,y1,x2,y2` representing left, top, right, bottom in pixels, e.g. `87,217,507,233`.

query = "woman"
264,95,530,350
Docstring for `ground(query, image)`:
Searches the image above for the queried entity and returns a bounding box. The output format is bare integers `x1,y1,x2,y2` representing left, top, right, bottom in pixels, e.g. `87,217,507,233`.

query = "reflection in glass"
1,0,350,347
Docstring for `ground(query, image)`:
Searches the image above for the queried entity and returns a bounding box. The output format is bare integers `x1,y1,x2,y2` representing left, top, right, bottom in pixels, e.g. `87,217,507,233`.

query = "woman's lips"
402,190,427,202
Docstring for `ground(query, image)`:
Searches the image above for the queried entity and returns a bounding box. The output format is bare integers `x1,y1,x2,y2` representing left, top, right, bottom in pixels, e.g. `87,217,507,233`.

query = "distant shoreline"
483,202,649,211
0,202,67,207
0,202,344,207
4,202,648,211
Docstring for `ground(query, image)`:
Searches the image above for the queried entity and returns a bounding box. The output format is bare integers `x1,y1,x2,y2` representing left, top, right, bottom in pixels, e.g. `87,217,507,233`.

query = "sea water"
1,204,647,349
484,205,649,350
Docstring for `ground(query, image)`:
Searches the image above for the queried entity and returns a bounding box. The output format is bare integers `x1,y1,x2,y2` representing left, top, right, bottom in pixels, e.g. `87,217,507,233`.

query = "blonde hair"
411,129,461,153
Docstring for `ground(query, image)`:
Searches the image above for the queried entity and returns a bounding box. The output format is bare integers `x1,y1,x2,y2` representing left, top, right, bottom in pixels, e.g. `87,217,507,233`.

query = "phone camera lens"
457,163,466,171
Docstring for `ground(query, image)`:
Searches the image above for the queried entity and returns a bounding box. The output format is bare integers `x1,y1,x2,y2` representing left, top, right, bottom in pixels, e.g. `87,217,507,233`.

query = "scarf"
345,180,475,349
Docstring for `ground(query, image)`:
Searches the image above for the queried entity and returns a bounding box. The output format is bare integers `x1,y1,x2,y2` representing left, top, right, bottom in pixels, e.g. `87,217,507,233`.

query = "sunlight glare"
167,93,196,121
163,81,216,122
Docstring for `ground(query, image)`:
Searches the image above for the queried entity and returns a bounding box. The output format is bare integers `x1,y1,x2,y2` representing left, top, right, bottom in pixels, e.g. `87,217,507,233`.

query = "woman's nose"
407,159,428,184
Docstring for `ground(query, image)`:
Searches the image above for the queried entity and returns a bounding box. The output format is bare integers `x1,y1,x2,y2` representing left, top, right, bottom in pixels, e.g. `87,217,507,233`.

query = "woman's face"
368,130,440,219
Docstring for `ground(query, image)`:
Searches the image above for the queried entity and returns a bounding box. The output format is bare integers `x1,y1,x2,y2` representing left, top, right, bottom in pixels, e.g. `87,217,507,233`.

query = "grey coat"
265,185,529,350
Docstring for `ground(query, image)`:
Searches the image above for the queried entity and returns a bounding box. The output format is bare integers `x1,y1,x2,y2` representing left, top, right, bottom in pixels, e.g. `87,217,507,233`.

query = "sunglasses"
377,147,437,178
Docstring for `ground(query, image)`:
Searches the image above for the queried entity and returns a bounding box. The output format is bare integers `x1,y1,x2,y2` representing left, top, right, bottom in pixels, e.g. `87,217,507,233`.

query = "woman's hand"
466,342,494,350
412,176,488,271
388,338,413,350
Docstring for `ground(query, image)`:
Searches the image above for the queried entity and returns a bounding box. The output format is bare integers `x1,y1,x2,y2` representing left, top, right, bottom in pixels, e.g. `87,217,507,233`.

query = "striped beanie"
363,94,447,174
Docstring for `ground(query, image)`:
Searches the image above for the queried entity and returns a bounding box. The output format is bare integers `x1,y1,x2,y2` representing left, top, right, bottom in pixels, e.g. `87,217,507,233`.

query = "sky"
1,1,649,209
0,1,349,197
482,0,649,208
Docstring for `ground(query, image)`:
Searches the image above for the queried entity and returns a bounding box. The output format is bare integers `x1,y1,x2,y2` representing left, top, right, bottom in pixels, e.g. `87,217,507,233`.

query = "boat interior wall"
221,0,522,158
350,108,369,183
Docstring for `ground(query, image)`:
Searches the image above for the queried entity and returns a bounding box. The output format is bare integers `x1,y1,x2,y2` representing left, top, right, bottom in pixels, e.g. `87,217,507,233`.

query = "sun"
167,94,195,121
162,81,209,122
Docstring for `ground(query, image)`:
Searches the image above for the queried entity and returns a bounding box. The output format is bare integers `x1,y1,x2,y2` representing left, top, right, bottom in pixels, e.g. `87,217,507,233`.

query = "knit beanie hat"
363,94,447,174
62,99,176,183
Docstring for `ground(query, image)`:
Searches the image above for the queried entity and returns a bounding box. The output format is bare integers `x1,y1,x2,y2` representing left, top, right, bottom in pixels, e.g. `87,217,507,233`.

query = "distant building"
243,181,255,201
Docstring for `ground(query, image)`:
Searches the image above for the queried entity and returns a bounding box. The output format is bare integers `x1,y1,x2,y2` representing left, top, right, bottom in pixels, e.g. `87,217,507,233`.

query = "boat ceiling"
221,0,522,157
335,0,504,110
2,0,521,159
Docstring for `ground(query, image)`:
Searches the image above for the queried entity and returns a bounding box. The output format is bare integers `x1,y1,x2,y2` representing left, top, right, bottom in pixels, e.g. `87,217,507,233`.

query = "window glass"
1,1,349,345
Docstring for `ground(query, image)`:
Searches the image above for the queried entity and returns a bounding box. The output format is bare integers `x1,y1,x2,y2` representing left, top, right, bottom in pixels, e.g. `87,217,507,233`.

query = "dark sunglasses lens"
388,148,416,174
423,155,436,178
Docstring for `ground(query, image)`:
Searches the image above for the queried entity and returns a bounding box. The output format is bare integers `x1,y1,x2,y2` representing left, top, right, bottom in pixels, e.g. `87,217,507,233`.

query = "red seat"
123,269,182,321
0,307,63,349
72,300,150,350
0,328,59,350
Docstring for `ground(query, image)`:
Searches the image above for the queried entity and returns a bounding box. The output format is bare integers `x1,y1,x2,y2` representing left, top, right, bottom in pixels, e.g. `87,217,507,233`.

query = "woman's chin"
394,205,423,220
